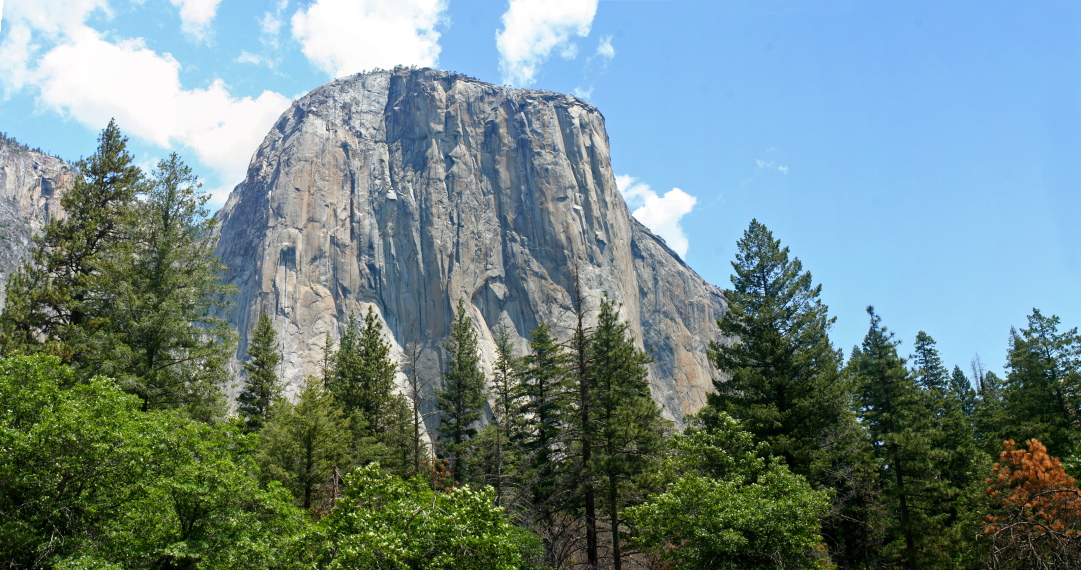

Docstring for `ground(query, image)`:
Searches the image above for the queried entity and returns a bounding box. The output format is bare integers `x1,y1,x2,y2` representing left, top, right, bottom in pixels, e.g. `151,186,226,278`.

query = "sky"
1,0,1078,379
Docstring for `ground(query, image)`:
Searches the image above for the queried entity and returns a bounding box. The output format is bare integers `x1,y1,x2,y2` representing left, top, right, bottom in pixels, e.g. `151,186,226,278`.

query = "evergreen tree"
328,307,398,431
949,365,977,417
517,321,570,518
912,330,949,391
239,312,281,432
589,296,666,570
852,308,978,569
104,153,234,417
707,219,879,566
1002,309,1081,459
259,376,350,510
567,278,599,569
489,325,522,506
436,299,487,482
1,119,142,365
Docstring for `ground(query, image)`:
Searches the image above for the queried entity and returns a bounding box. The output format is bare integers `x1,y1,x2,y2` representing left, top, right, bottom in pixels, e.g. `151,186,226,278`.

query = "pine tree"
489,325,522,506
852,308,979,569
913,331,949,391
258,376,350,510
436,299,486,483
568,277,599,569
1002,309,1081,459
239,312,281,432
707,219,878,566
949,365,977,417
104,153,234,417
589,296,665,570
1,120,142,365
517,322,570,518
328,307,398,432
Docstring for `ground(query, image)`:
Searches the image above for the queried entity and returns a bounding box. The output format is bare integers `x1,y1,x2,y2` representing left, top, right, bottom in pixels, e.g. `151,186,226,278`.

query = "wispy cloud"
291,0,447,78
756,158,789,174
496,0,598,86
616,174,698,258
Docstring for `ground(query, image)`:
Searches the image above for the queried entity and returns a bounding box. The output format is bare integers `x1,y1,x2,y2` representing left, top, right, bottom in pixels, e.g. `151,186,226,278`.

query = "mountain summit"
214,67,725,424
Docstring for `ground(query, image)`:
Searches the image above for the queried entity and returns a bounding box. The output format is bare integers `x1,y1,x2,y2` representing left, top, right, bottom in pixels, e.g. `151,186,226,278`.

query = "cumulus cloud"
168,0,222,42
616,175,698,258
496,0,598,86
291,0,446,78
1,0,292,205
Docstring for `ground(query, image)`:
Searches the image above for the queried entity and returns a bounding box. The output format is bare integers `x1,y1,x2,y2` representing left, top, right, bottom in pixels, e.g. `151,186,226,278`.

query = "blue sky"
1,0,1078,378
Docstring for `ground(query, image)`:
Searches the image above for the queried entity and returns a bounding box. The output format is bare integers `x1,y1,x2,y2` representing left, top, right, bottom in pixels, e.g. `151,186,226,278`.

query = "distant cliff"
0,138,73,306
213,68,726,425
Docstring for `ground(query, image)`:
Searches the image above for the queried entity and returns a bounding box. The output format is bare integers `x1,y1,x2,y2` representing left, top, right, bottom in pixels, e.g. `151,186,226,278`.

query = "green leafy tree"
259,376,351,510
589,296,666,570
436,299,487,482
912,331,950,392
1,120,142,365
0,355,307,569
627,409,831,570
708,219,879,566
488,325,523,505
313,463,542,569
1001,309,1081,459
239,312,282,432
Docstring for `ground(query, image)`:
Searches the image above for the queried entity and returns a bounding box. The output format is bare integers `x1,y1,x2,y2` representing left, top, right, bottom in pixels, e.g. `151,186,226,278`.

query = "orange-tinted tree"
983,439,1081,568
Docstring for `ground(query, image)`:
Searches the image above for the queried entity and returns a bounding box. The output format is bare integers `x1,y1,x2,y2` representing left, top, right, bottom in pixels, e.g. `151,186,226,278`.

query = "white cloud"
291,0,446,78
573,86,593,99
0,3,293,205
593,34,614,64
756,158,789,174
168,0,222,42
34,28,291,196
496,0,598,86
616,175,698,258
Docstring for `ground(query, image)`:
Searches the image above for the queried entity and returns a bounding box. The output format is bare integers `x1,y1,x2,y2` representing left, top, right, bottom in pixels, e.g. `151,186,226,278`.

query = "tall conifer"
707,219,879,566
436,299,486,482
239,312,281,432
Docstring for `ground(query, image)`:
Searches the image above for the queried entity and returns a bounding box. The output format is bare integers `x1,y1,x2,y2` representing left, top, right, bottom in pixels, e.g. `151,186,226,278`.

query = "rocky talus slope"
214,68,725,425
0,139,73,306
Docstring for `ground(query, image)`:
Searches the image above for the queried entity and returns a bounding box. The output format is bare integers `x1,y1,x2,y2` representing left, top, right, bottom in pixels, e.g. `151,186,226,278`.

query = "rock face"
214,68,725,425
0,139,74,306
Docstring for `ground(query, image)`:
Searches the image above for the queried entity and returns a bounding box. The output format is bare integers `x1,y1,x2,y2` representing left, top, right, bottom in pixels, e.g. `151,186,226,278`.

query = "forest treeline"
1,122,1079,569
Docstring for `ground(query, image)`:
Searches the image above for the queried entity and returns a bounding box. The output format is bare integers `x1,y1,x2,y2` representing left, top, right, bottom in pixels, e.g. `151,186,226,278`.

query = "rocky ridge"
0,138,73,306
214,68,725,426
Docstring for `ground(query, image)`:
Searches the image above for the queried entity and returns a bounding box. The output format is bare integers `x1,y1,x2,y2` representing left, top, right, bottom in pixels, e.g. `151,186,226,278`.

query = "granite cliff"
0,138,73,306
213,68,726,425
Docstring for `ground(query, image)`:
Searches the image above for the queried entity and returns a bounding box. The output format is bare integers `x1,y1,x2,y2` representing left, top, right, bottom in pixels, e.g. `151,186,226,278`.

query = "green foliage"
1,127,234,421
259,376,351,510
315,463,542,570
1001,309,1081,460
852,309,987,568
436,299,487,482
516,321,570,517
239,312,282,432
487,325,524,505
950,365,978,417
0,355,307,569
707,219,878,566
328,307,398,431
103,152,234,418
1,120,143,364
589,296,666,569
627,409,831,570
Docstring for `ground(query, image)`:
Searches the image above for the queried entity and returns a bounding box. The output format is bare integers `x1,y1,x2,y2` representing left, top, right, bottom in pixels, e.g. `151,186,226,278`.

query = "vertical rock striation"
214,68,725,425
0,139,73,306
